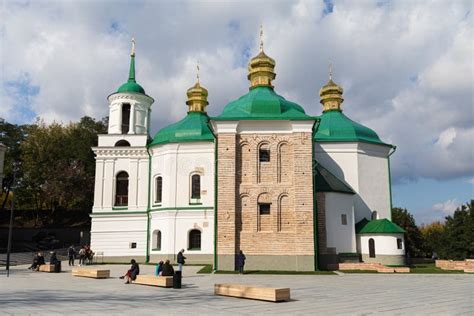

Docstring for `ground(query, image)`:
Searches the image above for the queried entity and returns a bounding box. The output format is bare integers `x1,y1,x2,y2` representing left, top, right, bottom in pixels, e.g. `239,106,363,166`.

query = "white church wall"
150,142,214,209
90,214,147,257
324,192,357,253
149,210,214,255
315,142,392,223
358,234,405,256
98,134,148,147
107,93,153,135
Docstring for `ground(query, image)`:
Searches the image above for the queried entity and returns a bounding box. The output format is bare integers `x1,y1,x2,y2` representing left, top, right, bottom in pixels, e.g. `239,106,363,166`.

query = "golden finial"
259,24,264,52
196,60,200,83
319,63,344,112
131,37,136,57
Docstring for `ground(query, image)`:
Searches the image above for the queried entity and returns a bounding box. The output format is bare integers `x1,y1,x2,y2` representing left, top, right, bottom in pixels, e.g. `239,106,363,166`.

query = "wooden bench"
38,264,56,272
214,284,290,302
133,275,173,288
72,268,110,279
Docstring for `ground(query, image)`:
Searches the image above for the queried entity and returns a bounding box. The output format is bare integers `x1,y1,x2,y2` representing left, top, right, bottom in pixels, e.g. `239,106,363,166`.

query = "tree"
442,200,474,260
420,221,445,258
392,207,424,257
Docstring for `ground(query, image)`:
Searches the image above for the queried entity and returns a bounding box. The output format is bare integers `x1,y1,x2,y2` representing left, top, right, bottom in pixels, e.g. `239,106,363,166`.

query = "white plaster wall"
90,215,147,257
107,93,153,135
325,192,356,253
315,142,392,222
98,134,148,147
358,234,405,256
149,142,214,208
149,210,214,255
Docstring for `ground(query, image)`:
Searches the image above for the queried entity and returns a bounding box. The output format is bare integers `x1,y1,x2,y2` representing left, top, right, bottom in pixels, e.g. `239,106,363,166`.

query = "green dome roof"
314,110,390,146
355,218,405,234
117,81,145,94
214,86,312,120
149,112,214,147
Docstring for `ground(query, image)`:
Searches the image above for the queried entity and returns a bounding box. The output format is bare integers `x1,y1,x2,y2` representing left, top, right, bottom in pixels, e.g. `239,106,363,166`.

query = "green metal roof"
314,162,355,194
149,112,214,146
116,55,145,94
314,110,391,146
214,86,313,121
355,218,405,234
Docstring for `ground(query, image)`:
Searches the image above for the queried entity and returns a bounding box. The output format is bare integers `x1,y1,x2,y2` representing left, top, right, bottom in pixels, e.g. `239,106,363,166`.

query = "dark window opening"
115,171,129,206
188,229,201,250
130,242,137,249
259,203,271,215
397,238,403,249
191,174,201,199
115,140,131,147
369,238,376,258
371,210,378,220
121,103,131,134
155,176,162,203
341,214,347,225
259,149,270,162
154,231,161,250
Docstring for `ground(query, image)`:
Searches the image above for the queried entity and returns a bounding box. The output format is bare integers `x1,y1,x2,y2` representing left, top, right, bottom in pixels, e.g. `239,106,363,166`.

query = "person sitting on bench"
155,260,164,276
120,259,140,284
50,252,59,265
161,260,174,277
29,252,45,271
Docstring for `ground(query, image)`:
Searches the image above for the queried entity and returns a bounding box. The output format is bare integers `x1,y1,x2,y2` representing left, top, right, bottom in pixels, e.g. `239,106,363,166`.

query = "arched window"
371,210,378,220
152,230,161,250
155,176,162,204
115,140,131,147
191,174,201,199
368,238,376,258
115,171,129,206
188,229,201,250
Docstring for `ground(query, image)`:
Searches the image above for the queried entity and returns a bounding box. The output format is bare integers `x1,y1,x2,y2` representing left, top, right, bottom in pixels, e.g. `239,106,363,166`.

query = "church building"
90,36,405,271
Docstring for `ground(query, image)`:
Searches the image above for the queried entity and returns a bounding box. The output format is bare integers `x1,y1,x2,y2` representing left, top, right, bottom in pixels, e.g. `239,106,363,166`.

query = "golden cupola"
248,25,276,89
186,63,209,113
319,65,344,112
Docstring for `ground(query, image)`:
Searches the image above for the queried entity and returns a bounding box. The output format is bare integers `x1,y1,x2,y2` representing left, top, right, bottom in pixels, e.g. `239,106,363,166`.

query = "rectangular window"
341,214,347,225
397,238,403,249
191,174,201,199
121,103,131,134
155,177,162,203
130,242,137,249
259,203,271,215
259,149,270,162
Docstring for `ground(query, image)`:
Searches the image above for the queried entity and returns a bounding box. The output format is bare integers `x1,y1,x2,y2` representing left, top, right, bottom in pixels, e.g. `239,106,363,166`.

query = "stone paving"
0,264,473,315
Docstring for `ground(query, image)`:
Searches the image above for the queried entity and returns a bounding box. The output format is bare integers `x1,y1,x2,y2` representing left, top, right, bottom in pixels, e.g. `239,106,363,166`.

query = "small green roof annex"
149,112,214,146
355,218,405,234
214,86,313,121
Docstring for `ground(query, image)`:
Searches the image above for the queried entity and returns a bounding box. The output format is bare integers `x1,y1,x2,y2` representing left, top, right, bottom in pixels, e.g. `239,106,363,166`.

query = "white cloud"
432,198,460,216
1,0,473,184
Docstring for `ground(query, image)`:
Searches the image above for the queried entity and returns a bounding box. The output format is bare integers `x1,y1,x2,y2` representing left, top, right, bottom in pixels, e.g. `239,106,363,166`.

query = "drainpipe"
312,117,321,271
387,145,397,219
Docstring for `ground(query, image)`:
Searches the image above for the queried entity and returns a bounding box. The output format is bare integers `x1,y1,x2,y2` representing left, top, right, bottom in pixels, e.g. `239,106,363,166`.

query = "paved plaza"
0,264,473,315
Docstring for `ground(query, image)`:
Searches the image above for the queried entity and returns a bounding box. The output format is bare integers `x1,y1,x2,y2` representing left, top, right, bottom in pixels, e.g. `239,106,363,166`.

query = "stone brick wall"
217,132,314,262
436,259,474,272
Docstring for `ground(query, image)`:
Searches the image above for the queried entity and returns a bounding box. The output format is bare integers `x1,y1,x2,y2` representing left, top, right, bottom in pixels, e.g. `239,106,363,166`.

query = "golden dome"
319,66,344,112
186,81,209,113
247,25,276,89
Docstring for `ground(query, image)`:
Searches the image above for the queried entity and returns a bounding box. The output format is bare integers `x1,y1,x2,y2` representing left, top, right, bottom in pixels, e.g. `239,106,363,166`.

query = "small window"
397,238,403,249
371,210,378,220
188,229,201,250
155,176,162,203
341,214,347,225
115,140,131,147
259,203,271,215
259,149,270,162
191,174,201,199
130,242,137,249
153,230,161,250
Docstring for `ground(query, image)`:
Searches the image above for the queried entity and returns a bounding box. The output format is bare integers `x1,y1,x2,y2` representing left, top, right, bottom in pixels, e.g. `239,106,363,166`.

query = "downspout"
208,120,218,272
312,117,321,271
388,145,397,219
146,146,152,263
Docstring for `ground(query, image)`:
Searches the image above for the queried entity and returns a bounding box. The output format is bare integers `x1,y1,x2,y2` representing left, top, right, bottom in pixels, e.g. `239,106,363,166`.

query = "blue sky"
1,0,473,224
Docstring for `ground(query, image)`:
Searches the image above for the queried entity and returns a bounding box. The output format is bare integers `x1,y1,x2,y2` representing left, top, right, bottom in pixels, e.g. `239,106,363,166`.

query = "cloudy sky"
1,0,473,224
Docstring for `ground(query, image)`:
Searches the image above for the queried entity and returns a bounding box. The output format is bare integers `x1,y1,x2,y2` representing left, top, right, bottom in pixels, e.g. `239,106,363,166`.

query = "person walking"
78,246,86,266
67,245,76,266
236,250,246,274
177,249,186,272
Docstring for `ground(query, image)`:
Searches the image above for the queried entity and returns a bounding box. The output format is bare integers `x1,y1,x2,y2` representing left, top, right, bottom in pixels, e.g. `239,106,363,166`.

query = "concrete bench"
214,284,290,302
133,275,173,288
72,268,110,279
38,264,56,272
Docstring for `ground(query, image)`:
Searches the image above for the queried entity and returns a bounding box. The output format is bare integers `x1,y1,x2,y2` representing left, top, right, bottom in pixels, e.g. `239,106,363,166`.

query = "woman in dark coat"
121,259,140,284
161,260,174,277
236,250,246,274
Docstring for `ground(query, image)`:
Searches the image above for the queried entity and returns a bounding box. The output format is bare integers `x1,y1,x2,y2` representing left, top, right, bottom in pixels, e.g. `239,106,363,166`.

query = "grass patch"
197,264,213,274
215,270,335,275
340,270,378,274
409,263,464,274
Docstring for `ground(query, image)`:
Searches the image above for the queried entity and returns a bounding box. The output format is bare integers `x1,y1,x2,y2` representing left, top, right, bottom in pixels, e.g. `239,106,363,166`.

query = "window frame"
155,176,163,205
341,214,347,225
259,148,270,162
396,238,403,250
115,171,129,207
188,229,201,251
152,230,162,251
259,203,271,215
190,173,202,204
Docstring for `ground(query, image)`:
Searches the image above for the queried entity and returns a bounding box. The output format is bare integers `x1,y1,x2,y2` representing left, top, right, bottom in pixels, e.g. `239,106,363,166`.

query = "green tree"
442,200,474,260
420,221,445,258
392,207,424,257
